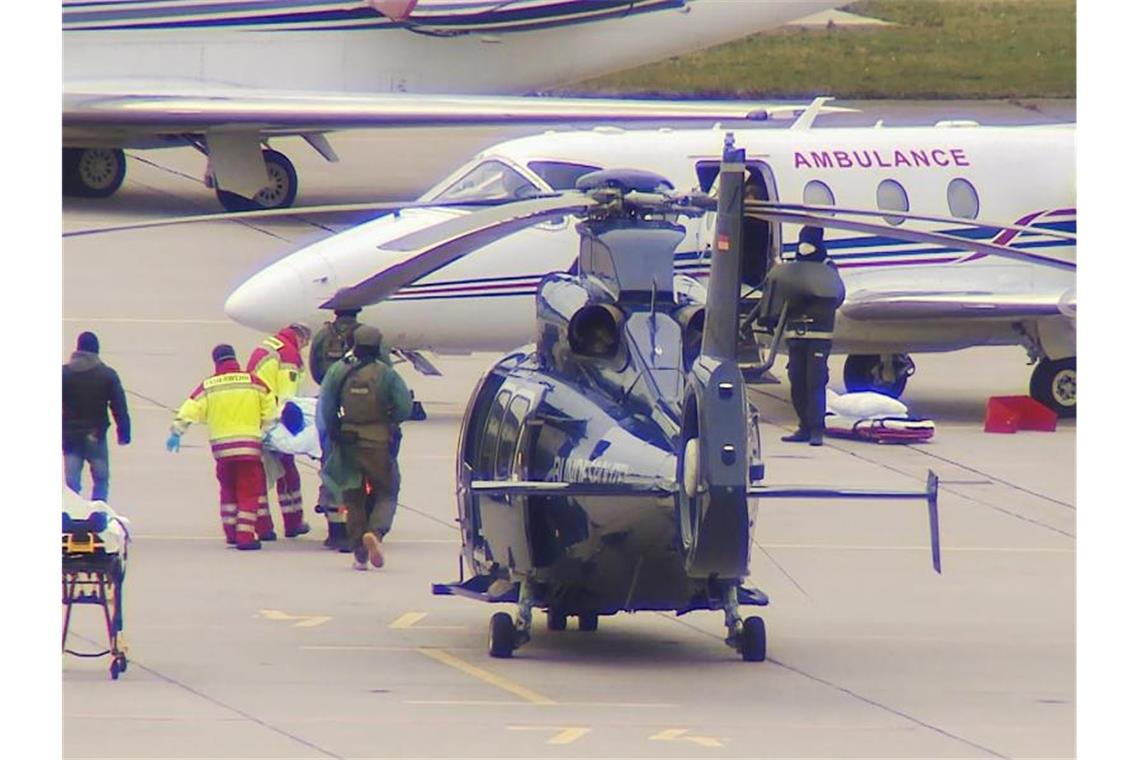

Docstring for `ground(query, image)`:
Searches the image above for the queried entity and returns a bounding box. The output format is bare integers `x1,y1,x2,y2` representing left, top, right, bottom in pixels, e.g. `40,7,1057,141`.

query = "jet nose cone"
225,264,308,332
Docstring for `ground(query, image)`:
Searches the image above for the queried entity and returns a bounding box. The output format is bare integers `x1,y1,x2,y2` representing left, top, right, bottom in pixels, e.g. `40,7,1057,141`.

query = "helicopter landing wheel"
489,612,515,658
546,609,568,631
577,612,598,632
740,616,766,662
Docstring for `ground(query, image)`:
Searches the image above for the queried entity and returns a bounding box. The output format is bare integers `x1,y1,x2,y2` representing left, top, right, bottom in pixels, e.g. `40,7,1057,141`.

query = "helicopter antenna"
700,134,746,361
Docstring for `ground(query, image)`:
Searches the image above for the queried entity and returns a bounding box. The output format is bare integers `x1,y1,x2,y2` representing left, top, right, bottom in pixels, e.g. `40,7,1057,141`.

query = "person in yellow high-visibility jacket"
167,344,277,550
247,323,312,540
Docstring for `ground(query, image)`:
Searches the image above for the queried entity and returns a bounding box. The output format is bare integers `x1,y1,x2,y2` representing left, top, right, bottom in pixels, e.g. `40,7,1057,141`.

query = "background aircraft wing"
63,87,774,133
841,289,1077,321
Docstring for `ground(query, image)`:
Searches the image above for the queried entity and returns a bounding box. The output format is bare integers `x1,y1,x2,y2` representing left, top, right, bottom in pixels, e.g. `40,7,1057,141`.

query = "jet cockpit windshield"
427,158,543,204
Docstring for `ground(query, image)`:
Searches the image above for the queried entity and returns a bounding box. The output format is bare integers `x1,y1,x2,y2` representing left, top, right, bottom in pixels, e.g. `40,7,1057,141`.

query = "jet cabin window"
947,177,981,219
877,179,909,226
527,161,602,191
432,160,541,203
803,180,836,215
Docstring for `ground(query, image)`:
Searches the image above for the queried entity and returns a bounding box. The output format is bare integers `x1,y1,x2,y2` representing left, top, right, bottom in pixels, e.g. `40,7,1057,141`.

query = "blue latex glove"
165,433,182,453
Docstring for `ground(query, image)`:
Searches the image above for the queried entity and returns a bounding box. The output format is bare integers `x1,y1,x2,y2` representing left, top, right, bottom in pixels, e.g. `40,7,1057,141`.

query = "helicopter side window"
431,159,541,203
479,390,511,478
527,161,602,191
496,396,530,480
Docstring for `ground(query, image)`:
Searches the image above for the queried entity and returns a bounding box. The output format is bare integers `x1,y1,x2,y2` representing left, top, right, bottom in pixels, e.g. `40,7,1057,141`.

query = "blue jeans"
64,433,110,502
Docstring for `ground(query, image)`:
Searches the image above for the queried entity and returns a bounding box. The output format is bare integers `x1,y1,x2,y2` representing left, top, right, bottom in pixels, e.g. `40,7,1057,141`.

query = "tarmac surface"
62,102,1075,759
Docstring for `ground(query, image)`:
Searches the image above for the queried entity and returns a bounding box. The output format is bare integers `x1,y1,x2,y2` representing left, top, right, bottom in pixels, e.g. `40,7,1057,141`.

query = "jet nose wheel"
489,612,516,658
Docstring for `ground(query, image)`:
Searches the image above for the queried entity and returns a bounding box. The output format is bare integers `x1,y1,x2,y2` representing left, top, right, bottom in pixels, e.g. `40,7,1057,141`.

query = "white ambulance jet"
223,115,1077,415
62,0,840,209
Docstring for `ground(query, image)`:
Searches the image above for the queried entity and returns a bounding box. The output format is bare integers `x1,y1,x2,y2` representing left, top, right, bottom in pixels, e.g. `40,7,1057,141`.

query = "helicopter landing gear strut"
488,580,535,658
723,586,766,662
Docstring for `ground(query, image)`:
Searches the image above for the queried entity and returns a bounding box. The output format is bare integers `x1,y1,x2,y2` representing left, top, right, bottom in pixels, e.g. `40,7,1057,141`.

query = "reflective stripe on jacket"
248,333,304,406
172,363,276,460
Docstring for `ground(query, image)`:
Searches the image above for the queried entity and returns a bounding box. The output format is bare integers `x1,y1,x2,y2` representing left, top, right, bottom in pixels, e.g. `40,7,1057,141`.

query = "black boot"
809,430,824,446
326,522,350,552
781,428,811,443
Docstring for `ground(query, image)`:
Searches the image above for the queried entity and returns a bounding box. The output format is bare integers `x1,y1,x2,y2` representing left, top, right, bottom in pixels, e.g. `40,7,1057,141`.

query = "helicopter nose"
224,263,309,332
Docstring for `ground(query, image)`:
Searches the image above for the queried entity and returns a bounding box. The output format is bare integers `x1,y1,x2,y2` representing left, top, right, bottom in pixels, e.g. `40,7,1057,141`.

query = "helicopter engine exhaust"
568,303,625,359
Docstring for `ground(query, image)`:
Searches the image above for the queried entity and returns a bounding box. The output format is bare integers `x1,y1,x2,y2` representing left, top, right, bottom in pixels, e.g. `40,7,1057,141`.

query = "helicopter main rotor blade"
746,200,1077,243
745,206,1075,271
62,195,555,239
322,193,595,310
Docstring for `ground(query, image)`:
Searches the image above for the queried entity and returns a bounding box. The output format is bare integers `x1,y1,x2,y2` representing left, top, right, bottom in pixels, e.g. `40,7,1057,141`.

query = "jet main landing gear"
63,148,126,198
214,149,299,211
843,353,914,398
1030,357,1076,418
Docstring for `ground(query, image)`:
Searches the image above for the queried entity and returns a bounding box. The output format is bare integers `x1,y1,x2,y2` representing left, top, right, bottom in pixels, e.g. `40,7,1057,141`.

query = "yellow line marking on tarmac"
417,648,556,706
257,609,332,628
507,726,591,745
389,612,467,630
390,612,428,628
650,728,725,748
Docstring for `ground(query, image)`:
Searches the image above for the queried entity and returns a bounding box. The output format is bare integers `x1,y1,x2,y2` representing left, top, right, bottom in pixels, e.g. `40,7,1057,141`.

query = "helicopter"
314,135,959,661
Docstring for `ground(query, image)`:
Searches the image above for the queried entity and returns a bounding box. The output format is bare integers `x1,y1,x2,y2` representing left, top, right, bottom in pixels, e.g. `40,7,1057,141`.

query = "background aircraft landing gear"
1030,357,1076,418
215,149,298,211
63,148,126,198
843,353,914,398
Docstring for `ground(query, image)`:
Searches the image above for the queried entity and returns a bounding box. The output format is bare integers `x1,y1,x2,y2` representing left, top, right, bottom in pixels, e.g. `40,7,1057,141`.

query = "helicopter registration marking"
555,456,630,485
418,648,556,705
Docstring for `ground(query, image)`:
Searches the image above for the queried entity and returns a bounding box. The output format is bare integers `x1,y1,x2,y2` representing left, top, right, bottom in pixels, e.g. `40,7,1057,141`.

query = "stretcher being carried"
62,488,131,680
824,389,935,444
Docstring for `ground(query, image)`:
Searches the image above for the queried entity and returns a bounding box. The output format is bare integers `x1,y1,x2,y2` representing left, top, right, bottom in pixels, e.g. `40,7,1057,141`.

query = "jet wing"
63,86,773,134
841,289,1077,322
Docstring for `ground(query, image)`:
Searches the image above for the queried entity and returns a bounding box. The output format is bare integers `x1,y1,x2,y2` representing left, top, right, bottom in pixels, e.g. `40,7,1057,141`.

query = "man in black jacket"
63,332,131,501
762,227,846,446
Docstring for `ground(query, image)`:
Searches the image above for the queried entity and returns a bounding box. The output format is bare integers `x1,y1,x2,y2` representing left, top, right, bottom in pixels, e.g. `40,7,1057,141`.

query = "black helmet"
353,325,383,349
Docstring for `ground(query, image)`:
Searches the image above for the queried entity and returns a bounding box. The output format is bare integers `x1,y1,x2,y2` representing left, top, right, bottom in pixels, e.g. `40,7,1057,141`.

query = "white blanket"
263,397,323,460
62,487,131,555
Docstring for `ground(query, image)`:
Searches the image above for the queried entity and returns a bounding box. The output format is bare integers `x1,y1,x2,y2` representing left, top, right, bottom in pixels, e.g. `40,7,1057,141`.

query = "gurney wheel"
110,654,127,679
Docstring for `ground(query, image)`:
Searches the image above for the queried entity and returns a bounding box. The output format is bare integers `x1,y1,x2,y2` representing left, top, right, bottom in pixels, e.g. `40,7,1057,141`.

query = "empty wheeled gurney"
62,488,131,680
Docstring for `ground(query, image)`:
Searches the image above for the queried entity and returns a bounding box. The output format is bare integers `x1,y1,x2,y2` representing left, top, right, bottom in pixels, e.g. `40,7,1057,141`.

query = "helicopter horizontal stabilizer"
470,480,672,497
748,470,941,573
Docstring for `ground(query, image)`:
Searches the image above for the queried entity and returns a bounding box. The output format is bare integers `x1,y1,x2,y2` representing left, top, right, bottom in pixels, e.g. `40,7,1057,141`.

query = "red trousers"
216,457,268,544
262,453,305,535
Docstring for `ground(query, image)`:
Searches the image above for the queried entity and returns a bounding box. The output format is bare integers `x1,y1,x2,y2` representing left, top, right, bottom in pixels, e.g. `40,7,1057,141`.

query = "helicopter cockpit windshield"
428,159,543,204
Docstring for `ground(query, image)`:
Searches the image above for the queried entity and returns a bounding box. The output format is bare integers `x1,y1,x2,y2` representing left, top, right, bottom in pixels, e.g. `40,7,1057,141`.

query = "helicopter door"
478,391,536,574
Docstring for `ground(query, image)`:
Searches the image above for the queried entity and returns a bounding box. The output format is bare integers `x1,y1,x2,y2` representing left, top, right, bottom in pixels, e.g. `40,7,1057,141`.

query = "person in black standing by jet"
762,226,846,446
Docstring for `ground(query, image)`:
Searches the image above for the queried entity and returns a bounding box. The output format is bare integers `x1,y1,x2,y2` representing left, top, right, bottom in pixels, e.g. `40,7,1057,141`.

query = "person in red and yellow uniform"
247,323,312,540
166,344,277,550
